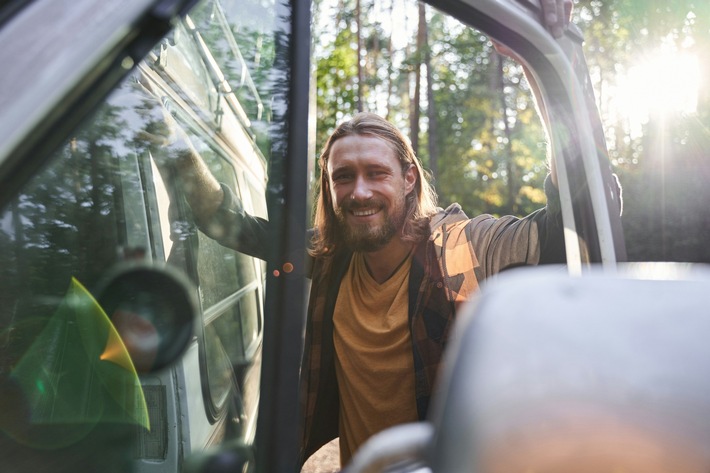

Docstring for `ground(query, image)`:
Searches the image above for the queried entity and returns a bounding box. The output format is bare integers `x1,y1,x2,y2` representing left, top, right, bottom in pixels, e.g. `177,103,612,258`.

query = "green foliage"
314,0,710,261
316,26,360,151
313,2,550,218
575,0,710,262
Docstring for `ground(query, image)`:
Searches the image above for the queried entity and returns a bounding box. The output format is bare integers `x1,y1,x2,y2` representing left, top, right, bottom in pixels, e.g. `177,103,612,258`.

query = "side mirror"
429,264,710,472
96,263,197,373
342,422,433,473
1,263,197,454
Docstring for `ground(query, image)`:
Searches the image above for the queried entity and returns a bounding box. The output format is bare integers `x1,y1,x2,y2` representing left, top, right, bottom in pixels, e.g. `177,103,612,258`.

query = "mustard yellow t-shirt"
333,252,418,465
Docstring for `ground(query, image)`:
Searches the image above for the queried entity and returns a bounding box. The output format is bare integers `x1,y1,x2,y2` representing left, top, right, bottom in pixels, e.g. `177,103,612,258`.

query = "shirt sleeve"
466,174,565,280
197,182,270,261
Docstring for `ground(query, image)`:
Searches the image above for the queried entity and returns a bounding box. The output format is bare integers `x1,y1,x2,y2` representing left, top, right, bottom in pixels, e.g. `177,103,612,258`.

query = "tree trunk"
410,1,426,156
422,3,438,185
385,0,394,120
496,53,517,214
356,0,363,112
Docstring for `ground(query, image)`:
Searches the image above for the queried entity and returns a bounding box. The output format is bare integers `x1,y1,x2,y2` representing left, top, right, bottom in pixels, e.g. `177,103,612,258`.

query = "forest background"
311,0,710,263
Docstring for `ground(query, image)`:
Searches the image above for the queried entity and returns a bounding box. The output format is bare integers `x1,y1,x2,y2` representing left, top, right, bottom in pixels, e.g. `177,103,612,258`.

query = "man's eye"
333,174,352,182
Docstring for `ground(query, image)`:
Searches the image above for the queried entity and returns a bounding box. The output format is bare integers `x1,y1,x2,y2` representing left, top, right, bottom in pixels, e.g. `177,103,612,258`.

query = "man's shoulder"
427,204,502,243
429,203,468,231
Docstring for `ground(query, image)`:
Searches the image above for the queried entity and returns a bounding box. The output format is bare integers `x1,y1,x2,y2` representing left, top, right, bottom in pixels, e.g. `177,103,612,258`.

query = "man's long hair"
310,112,438,258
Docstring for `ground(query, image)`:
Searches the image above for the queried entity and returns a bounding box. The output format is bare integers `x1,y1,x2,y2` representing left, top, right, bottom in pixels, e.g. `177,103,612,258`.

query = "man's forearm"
171,145,225,226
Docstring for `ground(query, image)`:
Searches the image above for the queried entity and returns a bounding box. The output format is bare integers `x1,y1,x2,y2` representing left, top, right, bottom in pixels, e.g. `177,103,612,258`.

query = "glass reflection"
0,0,284,465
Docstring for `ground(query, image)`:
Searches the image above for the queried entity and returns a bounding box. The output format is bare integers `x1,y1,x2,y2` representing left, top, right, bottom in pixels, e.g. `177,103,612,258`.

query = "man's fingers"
540,0,568,38
541,0,558,27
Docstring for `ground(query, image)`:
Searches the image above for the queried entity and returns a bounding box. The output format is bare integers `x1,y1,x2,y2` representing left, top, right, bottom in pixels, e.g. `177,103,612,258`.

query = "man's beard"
334,193,408,252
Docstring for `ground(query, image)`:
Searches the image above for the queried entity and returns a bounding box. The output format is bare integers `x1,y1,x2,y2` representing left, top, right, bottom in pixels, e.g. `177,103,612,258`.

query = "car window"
0,0,289,469
0,80,155,459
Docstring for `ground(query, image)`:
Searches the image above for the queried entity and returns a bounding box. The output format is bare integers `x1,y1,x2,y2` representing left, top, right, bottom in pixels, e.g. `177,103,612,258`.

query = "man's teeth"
353,208,377,216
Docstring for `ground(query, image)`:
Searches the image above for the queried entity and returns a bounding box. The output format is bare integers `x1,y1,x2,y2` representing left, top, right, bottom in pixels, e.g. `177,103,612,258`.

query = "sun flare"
612,50,701,136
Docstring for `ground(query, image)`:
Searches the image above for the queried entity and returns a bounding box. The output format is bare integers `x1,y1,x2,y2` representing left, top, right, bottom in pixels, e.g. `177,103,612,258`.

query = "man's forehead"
329,134,398,165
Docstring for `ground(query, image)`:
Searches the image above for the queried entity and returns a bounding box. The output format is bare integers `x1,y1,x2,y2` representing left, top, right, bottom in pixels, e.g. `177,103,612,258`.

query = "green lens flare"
6,278,149,449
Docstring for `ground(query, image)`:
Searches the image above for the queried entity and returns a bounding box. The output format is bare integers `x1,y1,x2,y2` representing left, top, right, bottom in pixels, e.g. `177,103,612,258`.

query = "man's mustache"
340,198,384,212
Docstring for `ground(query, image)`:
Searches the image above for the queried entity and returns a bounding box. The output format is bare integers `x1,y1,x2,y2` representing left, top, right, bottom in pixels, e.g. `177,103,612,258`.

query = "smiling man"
300,112,565,465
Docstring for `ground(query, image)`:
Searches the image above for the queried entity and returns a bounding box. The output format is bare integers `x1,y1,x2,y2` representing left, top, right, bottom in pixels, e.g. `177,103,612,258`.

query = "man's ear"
404,164,417,195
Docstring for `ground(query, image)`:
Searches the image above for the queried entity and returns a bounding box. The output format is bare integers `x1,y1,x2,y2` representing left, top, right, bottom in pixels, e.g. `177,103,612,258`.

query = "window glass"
237,288,261,358
189,0,275,152
0,88,152,450
246,173,269,220
136,1,271,417
0,0,285,460
203,321,235,408
0,99,148,334
204,288,260,408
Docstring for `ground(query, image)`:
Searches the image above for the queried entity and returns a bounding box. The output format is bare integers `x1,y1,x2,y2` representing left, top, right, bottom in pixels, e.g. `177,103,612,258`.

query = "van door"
0,0,311,471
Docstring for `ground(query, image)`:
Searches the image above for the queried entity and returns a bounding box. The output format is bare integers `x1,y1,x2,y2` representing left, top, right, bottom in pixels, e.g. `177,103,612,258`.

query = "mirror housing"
429,264,710,472
343,423,433,473
95,263,197,373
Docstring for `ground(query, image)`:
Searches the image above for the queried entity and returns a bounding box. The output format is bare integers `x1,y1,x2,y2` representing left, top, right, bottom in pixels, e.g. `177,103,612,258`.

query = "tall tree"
385,0,395,119
494,53,517,215
423,3,438,186
409,1,427,156
356,0,364,112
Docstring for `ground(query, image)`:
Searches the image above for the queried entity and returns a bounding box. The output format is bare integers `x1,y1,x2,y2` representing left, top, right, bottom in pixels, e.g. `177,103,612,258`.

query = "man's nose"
351,176,373,201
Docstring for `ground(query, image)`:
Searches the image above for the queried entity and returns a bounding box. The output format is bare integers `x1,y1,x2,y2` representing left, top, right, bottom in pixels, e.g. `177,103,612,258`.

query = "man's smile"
344,199,385,220
351,208,379,217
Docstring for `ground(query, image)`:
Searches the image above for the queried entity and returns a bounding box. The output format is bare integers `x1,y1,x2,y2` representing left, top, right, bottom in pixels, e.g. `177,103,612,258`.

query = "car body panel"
0,0,157,202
